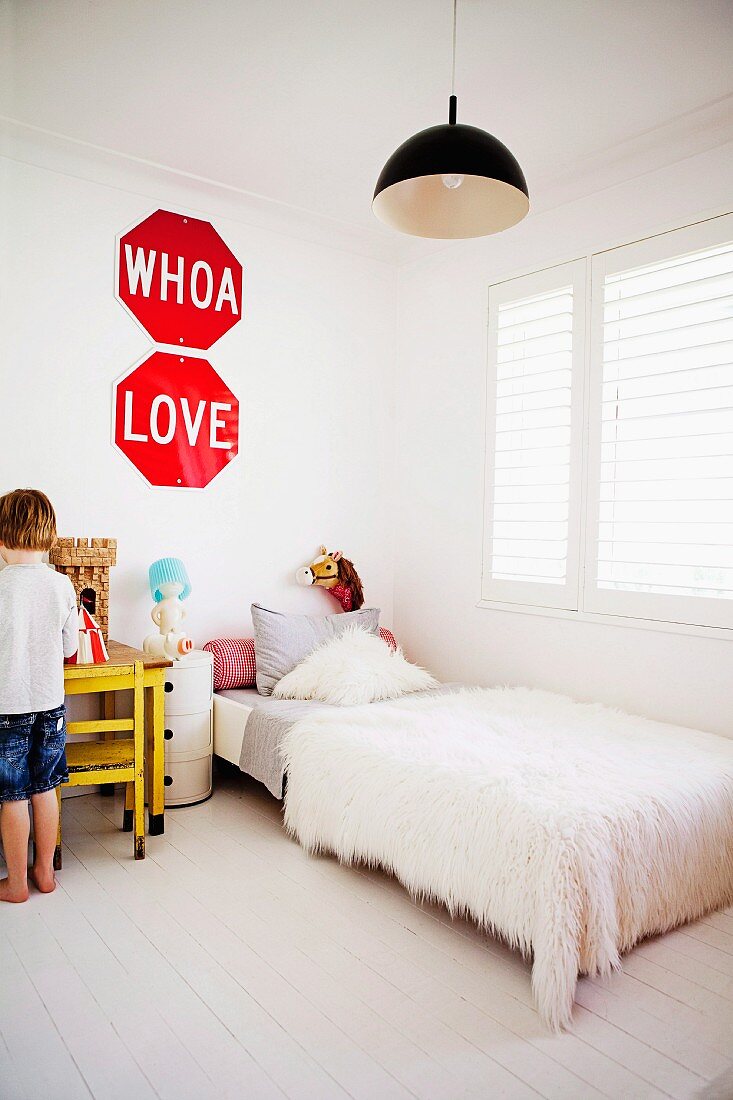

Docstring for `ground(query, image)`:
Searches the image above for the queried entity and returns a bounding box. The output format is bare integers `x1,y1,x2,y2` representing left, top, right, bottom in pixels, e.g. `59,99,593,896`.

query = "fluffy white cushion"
272,627,436,706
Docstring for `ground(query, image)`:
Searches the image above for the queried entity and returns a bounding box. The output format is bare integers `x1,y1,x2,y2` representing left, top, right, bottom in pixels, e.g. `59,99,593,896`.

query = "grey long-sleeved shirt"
0,563,78,714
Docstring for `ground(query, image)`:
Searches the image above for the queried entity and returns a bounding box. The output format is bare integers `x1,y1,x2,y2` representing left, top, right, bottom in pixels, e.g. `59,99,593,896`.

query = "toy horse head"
295,545,364,612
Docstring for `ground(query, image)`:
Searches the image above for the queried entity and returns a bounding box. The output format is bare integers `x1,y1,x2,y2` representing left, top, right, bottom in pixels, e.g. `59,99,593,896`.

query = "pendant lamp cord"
449,0,457,124
451,0,457,95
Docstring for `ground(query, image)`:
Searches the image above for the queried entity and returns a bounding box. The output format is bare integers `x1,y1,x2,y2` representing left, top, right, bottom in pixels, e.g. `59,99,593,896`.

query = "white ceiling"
2,0,732,249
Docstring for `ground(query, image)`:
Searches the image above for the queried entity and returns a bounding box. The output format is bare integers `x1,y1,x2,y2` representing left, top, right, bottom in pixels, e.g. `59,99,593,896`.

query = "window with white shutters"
585,215,733,629
482,260,586,609
482,212,733,632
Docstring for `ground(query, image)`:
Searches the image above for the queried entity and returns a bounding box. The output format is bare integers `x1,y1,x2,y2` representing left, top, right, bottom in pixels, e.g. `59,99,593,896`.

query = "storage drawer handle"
164,682,174,693
164,775,173,787
164,729,173,740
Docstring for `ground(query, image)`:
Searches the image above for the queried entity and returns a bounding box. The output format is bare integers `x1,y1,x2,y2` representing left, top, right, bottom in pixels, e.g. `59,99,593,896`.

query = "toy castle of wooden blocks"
49,537,117,641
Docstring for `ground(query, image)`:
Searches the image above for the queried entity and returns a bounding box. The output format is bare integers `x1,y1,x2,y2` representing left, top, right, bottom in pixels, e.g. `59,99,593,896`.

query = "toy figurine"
144,557,194,660
295,546,364,611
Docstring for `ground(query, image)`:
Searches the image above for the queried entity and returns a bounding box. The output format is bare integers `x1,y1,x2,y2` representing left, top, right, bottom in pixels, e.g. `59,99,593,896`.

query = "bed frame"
212,693,252,766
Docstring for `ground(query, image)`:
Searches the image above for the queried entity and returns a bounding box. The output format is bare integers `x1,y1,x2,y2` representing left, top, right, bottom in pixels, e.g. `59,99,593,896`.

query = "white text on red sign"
124,246,239,314
123,391,233,450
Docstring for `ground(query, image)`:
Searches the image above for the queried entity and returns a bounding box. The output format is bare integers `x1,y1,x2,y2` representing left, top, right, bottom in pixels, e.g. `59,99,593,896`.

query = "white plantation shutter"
585,214,733,628
483,260,586,609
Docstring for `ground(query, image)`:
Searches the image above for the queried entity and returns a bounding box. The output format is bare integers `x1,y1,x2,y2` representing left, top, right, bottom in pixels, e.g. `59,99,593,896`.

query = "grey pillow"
251,603,380,696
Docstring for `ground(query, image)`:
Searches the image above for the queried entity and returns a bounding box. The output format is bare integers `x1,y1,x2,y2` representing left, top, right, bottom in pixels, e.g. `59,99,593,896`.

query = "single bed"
214,682,733,1031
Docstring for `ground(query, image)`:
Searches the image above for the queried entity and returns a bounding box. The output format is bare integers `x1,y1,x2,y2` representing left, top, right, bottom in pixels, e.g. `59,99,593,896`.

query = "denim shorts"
0,704,68,802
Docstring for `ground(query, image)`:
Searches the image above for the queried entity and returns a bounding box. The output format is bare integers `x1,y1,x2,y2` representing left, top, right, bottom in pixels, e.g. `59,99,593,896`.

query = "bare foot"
30,866,56,894
0,876,30,903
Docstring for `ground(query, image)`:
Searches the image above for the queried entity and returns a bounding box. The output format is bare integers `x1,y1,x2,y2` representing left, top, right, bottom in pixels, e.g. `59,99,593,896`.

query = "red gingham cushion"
204,638,257,690
205,627,398,691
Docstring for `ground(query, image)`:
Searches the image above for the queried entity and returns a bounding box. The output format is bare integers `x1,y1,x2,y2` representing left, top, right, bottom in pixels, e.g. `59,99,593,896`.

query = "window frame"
584,213,733,630
481,210,733,634
481,259,587,611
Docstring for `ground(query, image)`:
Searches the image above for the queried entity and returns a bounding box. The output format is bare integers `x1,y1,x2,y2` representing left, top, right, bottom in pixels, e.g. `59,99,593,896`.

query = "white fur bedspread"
281,686,733,1030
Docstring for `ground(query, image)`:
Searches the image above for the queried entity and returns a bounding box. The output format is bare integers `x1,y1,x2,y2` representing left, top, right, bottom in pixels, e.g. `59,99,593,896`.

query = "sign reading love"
113,351,239,489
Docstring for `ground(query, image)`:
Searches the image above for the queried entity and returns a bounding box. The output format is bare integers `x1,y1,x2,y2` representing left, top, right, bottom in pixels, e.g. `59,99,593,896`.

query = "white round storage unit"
162,649,214,807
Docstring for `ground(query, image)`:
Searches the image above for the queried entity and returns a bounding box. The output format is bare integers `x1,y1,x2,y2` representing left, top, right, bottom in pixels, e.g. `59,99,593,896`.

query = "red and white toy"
67,605,109,665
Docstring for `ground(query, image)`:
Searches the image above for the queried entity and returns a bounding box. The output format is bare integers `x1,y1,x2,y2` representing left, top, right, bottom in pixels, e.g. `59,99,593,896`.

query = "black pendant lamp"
372,0,529,239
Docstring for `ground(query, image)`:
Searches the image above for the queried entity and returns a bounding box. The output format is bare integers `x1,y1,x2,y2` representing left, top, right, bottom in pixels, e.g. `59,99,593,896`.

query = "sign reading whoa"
116,208,243,350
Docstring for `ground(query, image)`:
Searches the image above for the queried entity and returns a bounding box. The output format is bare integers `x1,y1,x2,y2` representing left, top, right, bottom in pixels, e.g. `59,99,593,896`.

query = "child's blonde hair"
0,489,58,551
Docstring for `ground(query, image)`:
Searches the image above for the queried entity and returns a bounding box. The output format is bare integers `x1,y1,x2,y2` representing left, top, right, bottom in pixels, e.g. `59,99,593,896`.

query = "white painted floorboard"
1,768,732,1100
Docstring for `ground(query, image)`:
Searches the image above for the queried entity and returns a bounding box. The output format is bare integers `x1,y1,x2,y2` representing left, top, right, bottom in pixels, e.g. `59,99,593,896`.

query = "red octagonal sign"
116,209,243,350
113,351,239,489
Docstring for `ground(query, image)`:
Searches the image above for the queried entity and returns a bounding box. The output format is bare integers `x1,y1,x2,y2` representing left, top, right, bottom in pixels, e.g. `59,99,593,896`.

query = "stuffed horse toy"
295,546,364,612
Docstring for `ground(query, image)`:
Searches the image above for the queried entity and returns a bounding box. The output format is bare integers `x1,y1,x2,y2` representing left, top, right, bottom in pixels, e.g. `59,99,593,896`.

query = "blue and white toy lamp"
143,557,194,661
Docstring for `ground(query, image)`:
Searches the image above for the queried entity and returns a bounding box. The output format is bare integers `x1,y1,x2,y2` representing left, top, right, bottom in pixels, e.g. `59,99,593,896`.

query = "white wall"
0,134,397,648
394,143,733,737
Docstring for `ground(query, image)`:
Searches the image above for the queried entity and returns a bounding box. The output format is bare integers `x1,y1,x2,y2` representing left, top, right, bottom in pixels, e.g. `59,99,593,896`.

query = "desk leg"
100,693,115,796
122,783,134,832
53,787,62,871
146,681,165,835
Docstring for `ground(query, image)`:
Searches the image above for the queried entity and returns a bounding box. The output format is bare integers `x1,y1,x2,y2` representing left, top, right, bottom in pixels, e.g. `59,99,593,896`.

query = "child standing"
0,489,78,902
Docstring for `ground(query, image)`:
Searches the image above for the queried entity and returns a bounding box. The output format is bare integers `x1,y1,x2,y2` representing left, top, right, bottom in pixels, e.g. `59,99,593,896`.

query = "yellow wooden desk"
63,640,172,835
